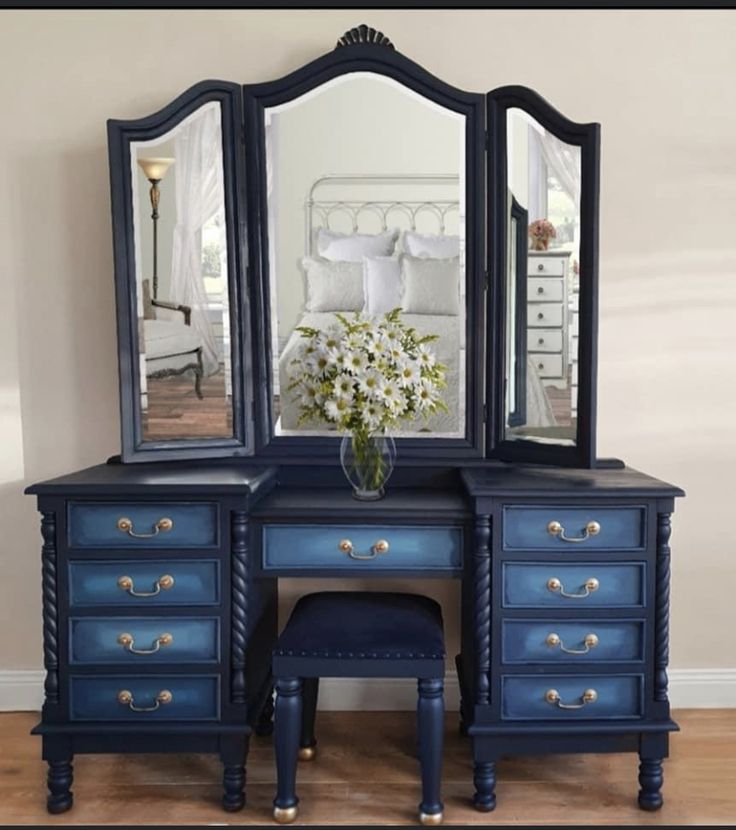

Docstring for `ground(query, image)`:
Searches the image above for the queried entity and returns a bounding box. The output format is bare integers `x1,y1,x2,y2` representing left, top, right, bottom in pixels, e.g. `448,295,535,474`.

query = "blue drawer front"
68,502,218,548
263,524,462,571
69,560,219,607
503,562,645,608
70,675,219,721
503,506,644,551
70,618,219,664
502,674,643,720
502,620,644,664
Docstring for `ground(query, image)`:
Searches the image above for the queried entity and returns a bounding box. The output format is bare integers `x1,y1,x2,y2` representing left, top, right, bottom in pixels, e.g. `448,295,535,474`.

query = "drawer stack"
527,251,571,389
65,501,223,723
496,504,647,723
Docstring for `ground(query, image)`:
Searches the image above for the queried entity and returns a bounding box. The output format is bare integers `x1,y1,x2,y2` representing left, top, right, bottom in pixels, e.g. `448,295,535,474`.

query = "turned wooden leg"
473,760,497,812
255,687,275,738
220,734,248,812
46,759,73,814
417,677,444,825
299,677,319,761
638,758,664,811
273,676,302,824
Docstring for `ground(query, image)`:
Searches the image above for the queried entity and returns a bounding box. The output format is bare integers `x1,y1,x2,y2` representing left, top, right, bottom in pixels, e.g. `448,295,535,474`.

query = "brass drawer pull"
545,688,598,709
546,632,598,655
547,576,599,598
117,688,172,712
117,632,173,655
117,574,174,598
547,519,601,543
338,538,390,560
117,516,173,538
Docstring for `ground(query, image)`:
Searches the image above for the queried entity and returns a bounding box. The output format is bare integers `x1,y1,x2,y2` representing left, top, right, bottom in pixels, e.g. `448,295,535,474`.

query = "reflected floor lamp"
137,157,174,300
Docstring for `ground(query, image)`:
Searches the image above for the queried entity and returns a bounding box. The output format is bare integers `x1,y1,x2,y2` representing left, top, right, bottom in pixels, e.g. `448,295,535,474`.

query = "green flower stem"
350,429,387,492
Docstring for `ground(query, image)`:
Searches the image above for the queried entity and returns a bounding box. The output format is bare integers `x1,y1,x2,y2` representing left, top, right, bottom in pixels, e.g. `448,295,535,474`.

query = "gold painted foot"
298,745,316,761
419,810,443,825
273,805,298,824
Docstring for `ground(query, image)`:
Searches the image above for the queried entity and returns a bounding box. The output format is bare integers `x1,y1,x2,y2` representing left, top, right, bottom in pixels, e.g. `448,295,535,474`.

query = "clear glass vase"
340,431,396,501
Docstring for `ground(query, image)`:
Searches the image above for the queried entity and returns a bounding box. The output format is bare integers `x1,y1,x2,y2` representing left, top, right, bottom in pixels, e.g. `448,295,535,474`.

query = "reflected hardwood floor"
142,370,232,440
0,710,733,825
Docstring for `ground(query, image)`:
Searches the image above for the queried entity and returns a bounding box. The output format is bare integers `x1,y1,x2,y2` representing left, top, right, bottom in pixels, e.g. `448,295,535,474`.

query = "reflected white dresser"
527,250,571,390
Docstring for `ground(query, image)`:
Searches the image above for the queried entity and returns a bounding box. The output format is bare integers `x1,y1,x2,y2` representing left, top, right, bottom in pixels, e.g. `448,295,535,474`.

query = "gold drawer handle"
117,516,173,538
117,688,172,712
338,538,389,560
547,576,599,599
117,632,173,655
547,519,601,543
545,688,598,709
117,574,174,598
546,632,598,655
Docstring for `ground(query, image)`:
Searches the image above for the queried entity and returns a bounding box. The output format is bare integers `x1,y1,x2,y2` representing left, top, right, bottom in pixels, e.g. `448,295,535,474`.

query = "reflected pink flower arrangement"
529,219,556,251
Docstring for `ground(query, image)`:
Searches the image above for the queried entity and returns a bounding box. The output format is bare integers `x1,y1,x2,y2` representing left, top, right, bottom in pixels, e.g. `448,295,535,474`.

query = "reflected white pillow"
317,228,399,262
302,257,364,312
362,256,402,316
401,255,460,316
403,231,460,259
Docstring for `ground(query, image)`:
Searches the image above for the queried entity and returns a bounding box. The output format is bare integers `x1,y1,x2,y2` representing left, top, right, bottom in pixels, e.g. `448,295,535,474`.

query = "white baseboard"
1,668,735,712
0,671,45,712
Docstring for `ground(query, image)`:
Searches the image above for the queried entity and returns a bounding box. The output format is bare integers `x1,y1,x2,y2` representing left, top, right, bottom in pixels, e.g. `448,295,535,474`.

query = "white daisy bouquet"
287,309,447,492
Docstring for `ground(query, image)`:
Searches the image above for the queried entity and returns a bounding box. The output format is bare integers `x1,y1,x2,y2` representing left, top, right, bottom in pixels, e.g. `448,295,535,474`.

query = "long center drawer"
262,524,462,571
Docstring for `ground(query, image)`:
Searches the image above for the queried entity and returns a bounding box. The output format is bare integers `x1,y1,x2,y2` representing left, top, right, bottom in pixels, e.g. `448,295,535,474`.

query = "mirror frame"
242,39,486,461
486,85,600,467
507,196,528,429
108,80,254,463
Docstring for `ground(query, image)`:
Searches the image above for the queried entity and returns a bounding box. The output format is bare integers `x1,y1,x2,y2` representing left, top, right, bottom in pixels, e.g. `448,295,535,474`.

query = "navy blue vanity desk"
27,458,682,814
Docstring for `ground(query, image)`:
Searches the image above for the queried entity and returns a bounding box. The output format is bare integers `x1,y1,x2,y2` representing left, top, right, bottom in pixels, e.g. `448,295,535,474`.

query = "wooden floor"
143,370,232,440
0,710,732,825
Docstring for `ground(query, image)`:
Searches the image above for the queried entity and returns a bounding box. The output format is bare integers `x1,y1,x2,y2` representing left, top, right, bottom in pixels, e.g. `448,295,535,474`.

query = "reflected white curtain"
537,129,581,209
170,103,223,375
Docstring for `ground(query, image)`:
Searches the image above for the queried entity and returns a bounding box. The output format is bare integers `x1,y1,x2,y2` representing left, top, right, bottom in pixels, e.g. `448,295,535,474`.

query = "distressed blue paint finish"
67,502,218,548
503,506,644,550
69,618,219,664
502,620,644,663
69,675,220,721
263,524,462,572
501,674,643,720
69,560,220,606
503,562,645,608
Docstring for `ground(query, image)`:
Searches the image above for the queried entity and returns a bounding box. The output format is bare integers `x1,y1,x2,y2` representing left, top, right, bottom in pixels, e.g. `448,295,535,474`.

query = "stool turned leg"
299,677,319,761
473,761,496,812
417,677,444,825
273,677,302,824
638,758,664,811
46,759,73,814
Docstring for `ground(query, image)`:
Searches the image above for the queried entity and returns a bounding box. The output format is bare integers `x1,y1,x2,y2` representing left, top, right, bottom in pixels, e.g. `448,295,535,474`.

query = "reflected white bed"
271,174,466,437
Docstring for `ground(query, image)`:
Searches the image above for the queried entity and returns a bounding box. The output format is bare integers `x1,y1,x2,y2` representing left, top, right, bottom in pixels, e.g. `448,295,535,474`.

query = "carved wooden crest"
335,25,394,50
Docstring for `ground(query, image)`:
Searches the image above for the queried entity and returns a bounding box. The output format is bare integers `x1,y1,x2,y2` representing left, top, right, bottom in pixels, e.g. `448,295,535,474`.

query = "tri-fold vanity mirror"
108,26,599,466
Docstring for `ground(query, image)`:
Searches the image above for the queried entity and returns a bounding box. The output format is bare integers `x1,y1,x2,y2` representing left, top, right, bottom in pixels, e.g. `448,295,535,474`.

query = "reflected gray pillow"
401,255,460,316
302,257,364,312
404,231,460,259
317,228,399,262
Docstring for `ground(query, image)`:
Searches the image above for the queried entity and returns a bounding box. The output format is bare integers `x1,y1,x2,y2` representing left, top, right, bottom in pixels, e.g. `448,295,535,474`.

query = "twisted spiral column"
473,515,491,705
231,510,249,704
654,512,671,702
40,510,59,705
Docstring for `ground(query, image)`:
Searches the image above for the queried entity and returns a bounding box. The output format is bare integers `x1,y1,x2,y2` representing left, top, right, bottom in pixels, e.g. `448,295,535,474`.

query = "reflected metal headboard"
306,173,460,255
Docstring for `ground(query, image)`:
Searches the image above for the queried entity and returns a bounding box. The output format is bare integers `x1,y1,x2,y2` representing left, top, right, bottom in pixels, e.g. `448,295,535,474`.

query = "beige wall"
1,9,734,673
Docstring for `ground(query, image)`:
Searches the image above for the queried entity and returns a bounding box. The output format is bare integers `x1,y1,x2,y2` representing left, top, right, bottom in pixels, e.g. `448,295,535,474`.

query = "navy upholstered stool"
271,591,445,825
